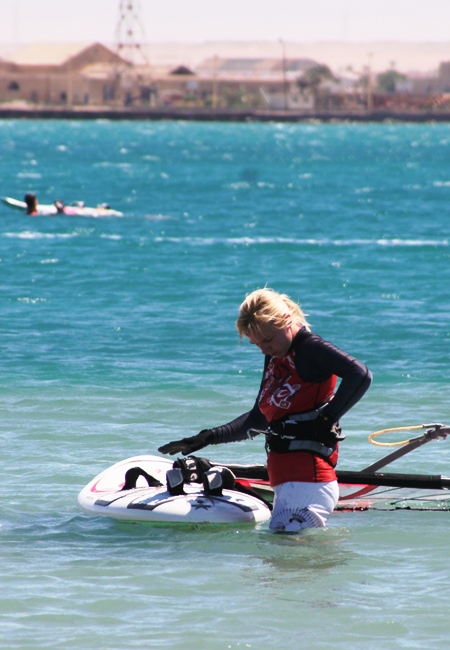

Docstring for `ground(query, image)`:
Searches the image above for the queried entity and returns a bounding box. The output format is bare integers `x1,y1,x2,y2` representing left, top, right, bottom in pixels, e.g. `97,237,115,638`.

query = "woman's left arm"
299,335,372,422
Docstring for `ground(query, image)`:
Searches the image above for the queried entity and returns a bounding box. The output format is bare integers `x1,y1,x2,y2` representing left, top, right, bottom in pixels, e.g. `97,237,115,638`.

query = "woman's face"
246,321,299,358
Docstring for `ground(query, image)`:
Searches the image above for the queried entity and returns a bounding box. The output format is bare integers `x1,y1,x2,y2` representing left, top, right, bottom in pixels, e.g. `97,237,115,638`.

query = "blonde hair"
236,288,310,338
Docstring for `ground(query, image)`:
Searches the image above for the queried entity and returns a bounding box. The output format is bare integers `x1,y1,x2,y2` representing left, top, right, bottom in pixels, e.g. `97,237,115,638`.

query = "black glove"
158,429,212,456
315,413,346,447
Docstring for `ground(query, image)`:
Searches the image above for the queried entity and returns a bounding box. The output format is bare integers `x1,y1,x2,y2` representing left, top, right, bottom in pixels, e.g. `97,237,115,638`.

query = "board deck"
78,455,272,525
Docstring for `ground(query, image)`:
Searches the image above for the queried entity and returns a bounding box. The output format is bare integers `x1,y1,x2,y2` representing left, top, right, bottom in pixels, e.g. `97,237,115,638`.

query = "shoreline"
1,106,450,123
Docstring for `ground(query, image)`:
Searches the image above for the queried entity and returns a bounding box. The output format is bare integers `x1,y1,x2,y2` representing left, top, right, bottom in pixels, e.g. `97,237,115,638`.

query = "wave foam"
153,236,448,247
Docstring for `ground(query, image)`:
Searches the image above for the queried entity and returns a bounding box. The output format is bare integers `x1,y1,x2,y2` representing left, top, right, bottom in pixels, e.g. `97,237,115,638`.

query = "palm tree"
297,64,336,109
376,70,407,94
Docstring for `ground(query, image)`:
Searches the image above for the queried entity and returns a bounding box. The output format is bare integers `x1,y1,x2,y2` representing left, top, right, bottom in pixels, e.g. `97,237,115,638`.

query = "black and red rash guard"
206,327,372,486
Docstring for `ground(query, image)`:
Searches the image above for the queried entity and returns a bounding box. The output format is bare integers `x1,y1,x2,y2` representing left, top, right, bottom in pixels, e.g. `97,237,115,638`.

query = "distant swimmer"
24,193,38,216
54,200,66,214
12,194,123,217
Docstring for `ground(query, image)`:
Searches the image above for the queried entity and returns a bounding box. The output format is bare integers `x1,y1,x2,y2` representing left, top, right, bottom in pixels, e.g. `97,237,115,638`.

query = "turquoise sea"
1,119,449,649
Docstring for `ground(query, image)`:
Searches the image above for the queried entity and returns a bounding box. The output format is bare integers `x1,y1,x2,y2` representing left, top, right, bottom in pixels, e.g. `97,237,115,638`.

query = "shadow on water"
251,526,355,574
2,504,356,585
4,509,355,569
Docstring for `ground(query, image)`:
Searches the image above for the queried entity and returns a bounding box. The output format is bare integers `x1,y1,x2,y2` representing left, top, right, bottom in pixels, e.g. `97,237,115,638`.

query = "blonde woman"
159,288,372,533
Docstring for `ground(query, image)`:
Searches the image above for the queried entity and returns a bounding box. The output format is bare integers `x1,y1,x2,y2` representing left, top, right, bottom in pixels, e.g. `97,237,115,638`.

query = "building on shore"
0,43,129,106
1,42,449,113
0,42,319,110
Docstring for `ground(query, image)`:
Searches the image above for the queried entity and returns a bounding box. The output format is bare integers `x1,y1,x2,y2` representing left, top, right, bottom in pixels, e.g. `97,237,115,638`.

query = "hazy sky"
1,0,450,45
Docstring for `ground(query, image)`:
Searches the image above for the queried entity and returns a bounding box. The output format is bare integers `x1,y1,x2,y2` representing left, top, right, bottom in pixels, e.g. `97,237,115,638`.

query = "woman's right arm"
207,403,268,444
158,402,268,455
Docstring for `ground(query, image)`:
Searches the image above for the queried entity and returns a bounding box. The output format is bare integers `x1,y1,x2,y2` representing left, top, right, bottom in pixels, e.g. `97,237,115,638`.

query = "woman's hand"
158,430,212,456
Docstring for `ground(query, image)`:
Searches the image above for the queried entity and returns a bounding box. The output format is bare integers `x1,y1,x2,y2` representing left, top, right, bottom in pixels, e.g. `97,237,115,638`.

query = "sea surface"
0,118,449,649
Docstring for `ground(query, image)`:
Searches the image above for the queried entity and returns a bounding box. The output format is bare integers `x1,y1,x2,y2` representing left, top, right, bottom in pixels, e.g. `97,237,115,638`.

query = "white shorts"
269,480,339,533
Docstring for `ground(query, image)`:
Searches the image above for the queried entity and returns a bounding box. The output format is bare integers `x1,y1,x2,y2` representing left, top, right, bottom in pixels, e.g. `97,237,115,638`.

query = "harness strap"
284,404,327,423
286,439,335,458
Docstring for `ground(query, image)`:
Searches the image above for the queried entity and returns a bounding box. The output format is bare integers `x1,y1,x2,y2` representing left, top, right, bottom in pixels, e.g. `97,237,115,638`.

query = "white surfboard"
2,196,123,217
78,455,272,525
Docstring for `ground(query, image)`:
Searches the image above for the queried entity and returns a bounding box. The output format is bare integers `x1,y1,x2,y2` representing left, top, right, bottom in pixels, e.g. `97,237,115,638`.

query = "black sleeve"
207,402,269,445
294,331,372,422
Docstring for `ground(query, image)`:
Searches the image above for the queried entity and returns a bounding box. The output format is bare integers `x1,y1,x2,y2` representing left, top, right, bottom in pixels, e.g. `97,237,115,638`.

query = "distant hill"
1,40,448,74
139,40,450,74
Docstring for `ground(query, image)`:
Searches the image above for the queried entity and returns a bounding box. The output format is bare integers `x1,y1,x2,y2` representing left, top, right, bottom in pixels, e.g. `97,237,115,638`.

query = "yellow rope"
368,425,425,447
